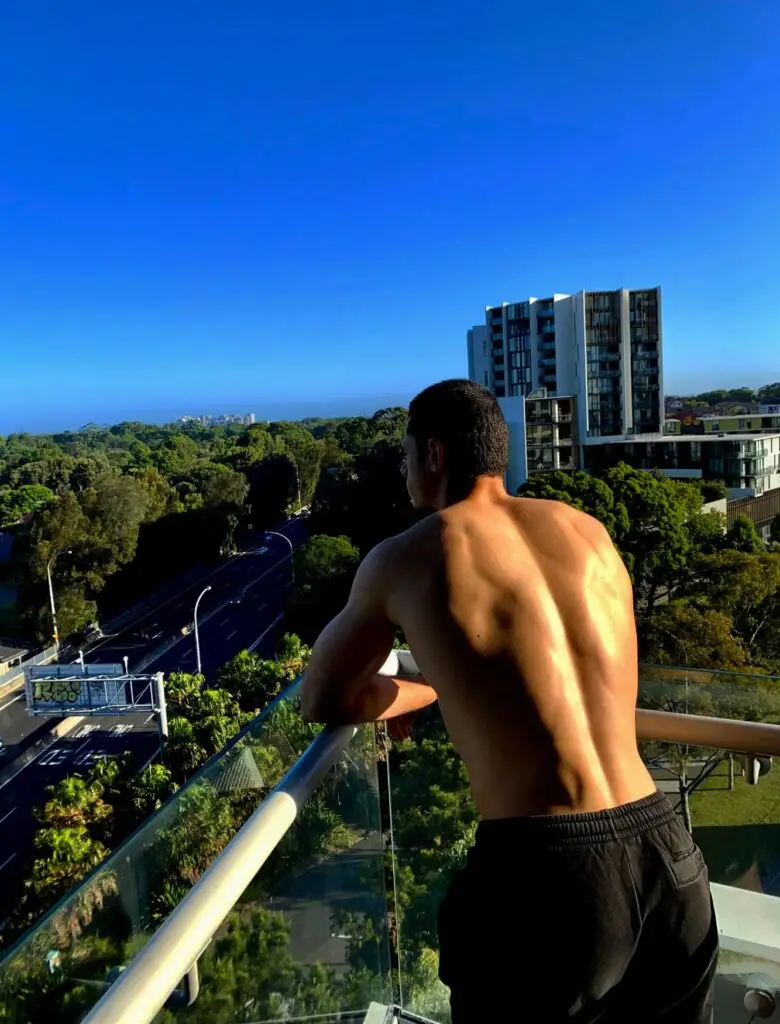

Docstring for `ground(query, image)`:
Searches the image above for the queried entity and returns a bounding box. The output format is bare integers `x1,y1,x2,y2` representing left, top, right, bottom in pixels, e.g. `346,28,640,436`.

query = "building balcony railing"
538,322,555,334
4,667,780,1023
538,357,557,367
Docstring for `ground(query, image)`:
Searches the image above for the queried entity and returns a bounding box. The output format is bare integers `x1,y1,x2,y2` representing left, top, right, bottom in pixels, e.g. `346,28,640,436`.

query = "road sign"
30,663,124,679
26,666,163,717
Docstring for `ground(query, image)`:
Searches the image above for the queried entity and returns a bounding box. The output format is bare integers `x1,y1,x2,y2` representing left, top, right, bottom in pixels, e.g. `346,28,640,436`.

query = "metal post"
156,673,168,748
264,531,294,589
46,549,72,652
193,586,212,676
46,559,59,650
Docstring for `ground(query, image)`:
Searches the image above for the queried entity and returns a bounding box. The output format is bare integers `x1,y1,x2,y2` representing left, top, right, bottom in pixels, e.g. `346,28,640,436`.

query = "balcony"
538,322,555,334
3,667,780,1023
538,357,557,367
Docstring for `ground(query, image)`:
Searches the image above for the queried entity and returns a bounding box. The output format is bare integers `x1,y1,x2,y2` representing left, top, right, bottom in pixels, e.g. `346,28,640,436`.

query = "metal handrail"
636,708,780,755
84,705,780,1024
83,723,357,1024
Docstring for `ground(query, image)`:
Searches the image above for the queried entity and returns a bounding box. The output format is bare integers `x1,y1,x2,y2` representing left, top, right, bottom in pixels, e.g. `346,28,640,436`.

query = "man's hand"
387,711,418,741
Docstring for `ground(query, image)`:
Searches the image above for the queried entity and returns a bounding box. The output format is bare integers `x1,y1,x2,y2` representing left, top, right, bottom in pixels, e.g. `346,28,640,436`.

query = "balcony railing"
3,667,780,1023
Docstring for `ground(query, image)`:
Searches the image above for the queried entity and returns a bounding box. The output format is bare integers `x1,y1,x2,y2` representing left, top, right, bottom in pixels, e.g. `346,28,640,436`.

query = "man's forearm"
305,673,437,724
358,674,438,721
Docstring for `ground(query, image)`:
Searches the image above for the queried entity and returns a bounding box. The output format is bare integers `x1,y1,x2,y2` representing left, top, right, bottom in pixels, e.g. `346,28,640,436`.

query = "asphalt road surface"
0,519,307,934
0,712,160,926
0,519,306,760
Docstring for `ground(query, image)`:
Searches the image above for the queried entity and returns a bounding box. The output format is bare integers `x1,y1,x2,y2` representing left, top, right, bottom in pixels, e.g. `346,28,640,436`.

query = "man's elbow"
300,680,364,725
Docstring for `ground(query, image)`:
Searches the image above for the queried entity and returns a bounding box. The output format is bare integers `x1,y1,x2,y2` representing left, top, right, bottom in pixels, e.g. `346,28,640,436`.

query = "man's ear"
428,438,444,471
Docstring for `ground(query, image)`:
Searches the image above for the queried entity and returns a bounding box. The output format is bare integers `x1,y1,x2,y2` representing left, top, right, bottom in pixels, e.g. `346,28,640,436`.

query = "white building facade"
468,287,664,492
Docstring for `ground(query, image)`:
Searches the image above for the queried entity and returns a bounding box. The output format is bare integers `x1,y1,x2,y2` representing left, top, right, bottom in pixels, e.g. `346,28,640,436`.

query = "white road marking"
247,614,285,653
0,693,23,714
0,807,16,826
36,747,70,766
219,618,230,627
226,630,238,640
75,724,100,738
0,853,16,872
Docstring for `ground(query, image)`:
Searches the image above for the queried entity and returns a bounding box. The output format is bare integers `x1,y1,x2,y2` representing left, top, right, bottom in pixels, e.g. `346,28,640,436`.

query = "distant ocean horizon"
0,393,414,436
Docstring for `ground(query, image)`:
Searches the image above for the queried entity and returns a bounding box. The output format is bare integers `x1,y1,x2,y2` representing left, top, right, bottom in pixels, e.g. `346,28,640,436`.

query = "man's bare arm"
300,540,437,724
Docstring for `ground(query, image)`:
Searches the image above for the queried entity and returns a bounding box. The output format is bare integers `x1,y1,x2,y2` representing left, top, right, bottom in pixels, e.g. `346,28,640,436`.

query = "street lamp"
264,531,294,589
193,586,212,676
46,549,72,651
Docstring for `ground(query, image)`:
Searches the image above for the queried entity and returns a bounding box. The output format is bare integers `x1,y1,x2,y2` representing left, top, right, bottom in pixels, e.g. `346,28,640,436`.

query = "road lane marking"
0,853,16,872
141,553,292,670
0,807,16,826
220,618,231,627
247,614,284,653
0,693,23,714
226,630,237,640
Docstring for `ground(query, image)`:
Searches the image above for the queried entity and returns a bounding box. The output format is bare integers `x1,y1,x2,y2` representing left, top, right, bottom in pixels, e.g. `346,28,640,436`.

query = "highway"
0,712,160,926
0,518,307,933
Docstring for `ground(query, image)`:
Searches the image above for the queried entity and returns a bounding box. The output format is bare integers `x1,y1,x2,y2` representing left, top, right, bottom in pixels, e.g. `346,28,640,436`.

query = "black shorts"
437,791,718,1023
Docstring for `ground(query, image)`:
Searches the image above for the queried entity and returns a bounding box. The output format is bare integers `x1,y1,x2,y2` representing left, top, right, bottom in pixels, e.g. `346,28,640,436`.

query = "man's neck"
437,474,507,510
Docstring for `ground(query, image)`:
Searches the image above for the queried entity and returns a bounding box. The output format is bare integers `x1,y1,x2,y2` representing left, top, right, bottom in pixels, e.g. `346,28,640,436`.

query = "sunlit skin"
301,425,655,818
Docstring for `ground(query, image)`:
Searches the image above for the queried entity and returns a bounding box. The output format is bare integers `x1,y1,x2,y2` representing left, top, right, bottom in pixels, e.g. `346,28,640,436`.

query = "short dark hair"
407,379,509,485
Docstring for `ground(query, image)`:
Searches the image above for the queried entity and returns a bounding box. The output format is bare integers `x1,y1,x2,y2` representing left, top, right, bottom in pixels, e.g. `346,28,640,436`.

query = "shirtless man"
300,379,717,1022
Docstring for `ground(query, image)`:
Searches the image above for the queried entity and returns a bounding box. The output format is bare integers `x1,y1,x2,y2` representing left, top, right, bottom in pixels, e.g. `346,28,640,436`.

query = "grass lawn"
689,757,780,828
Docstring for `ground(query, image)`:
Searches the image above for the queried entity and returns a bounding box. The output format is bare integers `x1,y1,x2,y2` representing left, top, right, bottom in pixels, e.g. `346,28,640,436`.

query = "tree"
682,550,780,667
135,467,179,521
604,465,692,609
287,535,360,643
200,467,249,510
726,515,763,554
700,481,727,503
0,484,55,526
311,438,420,556
638,601,748,669
217,633,312,711
26,826,109,902
37,776,112,831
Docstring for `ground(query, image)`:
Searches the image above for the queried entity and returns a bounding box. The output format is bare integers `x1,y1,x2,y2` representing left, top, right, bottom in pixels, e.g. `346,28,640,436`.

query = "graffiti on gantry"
32,679,83,705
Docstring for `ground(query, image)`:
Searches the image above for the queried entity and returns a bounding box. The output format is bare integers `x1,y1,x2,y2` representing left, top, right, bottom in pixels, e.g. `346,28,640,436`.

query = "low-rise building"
583,433,780,497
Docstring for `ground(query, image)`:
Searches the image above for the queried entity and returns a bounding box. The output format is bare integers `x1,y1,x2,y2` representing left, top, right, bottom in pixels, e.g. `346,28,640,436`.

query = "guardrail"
83,723,357,1024
0,644,57,692
82,702,780,1024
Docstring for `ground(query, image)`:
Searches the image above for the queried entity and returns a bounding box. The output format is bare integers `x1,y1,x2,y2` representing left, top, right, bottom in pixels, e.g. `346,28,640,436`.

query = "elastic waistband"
475,791,676,847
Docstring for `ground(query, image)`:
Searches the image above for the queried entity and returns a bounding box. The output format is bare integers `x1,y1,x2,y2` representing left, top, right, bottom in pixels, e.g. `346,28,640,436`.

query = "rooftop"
0,640,29,663
592,431,780,445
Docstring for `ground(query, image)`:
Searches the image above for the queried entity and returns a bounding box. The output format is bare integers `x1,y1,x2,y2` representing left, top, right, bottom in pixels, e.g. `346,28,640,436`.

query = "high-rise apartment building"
467,287,664,442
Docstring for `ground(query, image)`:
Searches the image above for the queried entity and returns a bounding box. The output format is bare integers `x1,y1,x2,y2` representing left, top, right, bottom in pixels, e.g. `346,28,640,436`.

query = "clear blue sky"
2,1,779,433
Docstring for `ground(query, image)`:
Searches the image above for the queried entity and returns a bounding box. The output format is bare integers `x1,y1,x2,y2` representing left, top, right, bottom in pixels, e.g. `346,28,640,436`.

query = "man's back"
387,488,655,818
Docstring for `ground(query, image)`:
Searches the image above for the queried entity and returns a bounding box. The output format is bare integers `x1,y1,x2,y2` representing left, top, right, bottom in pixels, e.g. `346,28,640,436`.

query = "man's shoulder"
363,517,442,576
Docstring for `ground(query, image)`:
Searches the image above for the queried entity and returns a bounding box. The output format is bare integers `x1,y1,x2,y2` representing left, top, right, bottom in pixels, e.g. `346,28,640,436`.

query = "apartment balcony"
3,667,780,1023
538,357,557,367
538,322,555,334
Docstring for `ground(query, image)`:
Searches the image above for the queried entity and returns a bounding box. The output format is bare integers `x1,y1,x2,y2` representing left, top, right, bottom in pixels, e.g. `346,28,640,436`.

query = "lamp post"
264,531,294,589
193,586,212,676
46,549,72,651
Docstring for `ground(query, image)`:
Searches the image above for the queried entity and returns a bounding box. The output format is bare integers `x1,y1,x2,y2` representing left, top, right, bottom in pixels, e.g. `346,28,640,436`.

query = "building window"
484,371,488,386
483,339,487,356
